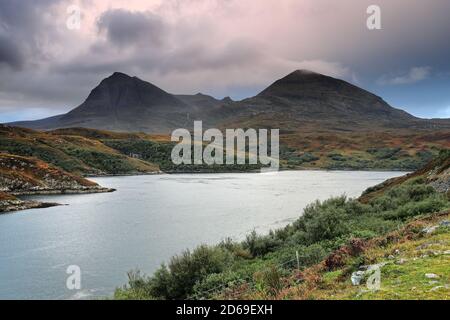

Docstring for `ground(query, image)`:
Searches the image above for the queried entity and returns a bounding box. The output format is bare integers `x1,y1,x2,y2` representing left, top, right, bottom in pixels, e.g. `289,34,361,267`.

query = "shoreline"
85,167,411,178
0,187,115,214
11,187,116,196
0,199,61,214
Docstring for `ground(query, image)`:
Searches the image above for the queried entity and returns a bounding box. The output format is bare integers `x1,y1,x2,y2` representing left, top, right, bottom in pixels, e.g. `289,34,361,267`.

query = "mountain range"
10,70,450,133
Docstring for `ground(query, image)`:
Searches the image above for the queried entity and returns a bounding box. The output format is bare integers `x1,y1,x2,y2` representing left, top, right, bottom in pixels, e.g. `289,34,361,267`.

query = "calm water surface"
0,170,405,299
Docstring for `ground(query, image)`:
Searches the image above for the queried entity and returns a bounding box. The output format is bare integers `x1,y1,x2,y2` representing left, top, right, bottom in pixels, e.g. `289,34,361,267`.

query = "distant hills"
238,70,418,130
10,70,450,133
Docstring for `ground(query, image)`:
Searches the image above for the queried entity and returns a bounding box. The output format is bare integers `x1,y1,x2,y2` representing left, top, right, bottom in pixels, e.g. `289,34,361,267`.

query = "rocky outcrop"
0,153,112,193
0,154,114,213
0,191,60,214
360,150,450,202
426,156,450,194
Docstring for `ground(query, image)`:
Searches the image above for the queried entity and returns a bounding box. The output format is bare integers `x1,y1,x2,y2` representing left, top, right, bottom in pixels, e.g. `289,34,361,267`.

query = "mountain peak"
222,96,234,103
108,71,133,80
100,72,138,87
62,71,187,125
112,71,129,76
258,69,351,98
287,69,319,77
275,69,328,84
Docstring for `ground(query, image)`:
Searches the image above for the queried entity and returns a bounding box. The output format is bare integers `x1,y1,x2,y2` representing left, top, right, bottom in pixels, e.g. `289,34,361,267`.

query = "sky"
0,0,450,122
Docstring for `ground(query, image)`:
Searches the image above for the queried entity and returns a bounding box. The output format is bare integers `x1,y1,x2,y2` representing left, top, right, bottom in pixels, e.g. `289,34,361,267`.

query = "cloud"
0,0,64,69
97,9,166,48
0,33,24,69
378,67,432,85
1,0,450,120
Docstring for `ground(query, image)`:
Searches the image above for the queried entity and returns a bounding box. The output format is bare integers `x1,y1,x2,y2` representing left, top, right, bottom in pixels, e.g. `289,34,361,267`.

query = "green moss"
353,239,450,299
322,270,344,285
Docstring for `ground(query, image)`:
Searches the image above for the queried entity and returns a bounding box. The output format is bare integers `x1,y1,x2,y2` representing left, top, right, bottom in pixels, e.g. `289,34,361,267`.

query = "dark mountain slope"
66,72,186,116
12,73,196,133
223,70,433,131
175,93,223,109
258,70,412,119
9,70,450,133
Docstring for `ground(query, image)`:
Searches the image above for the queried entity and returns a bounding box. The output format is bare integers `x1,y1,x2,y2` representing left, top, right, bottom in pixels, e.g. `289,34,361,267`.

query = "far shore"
84,167,411,179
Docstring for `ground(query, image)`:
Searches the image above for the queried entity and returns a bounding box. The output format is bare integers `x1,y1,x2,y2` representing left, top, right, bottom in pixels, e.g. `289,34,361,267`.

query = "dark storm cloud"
0,0,81,112
0,0,63,68
97,9,166,48
0,33,24,69
54,9,263,78
0,0,63,27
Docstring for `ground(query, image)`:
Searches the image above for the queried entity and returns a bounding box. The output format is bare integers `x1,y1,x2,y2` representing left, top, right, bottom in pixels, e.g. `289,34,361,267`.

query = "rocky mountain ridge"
10,70,450,133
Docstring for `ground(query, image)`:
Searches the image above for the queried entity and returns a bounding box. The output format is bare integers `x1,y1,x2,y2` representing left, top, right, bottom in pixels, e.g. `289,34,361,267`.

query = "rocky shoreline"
0,153,118,214
11,186,116,196
0,187,116,214
0,197,61,214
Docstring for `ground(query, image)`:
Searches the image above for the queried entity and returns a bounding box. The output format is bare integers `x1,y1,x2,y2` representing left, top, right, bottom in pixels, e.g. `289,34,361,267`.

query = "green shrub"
127,245,235,300
63,148,135,173
407,184,436,201
293,197,351,244
298,152,319,163
328,153,346,161
367,147,401,160
114,270,154,300
350,215,398,236
253,265,284,297
192,271,242,299
243,231,283,257
384,196,448,220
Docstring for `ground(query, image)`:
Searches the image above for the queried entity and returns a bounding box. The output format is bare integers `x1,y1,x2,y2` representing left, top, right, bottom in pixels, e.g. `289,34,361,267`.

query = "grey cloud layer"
0,0,63,69
97,9,166,48
0,34,23,69
0,0,450,119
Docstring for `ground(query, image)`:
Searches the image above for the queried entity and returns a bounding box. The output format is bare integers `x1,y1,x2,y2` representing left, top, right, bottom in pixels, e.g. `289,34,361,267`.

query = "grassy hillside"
114,151,450,300
0,126,260,174
2,125,449,174
0,153,113,194
360,149,450,202
0,125,160,175
0,152,115,214
284,212,450,300
279,130,450,170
